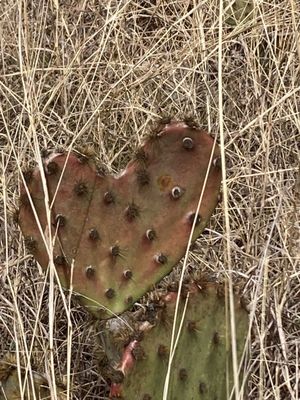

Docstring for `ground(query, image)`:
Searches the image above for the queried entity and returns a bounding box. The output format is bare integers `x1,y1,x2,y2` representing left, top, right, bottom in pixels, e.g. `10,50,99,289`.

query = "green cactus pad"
100,279,248,399
18,121,221,318
0,352,66,400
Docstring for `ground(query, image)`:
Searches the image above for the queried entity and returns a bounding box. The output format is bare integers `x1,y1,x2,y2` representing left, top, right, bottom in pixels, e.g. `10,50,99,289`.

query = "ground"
0,1,299,399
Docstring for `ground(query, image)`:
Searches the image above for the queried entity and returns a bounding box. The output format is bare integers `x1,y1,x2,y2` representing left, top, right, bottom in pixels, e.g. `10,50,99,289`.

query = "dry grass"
0,0,299,399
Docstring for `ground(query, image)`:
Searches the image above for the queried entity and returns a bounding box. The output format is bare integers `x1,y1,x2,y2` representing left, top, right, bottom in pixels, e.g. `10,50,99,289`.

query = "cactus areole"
18,121,222,318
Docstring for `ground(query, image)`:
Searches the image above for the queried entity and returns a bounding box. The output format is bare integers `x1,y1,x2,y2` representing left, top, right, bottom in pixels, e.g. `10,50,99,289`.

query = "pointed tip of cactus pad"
18,121,222,318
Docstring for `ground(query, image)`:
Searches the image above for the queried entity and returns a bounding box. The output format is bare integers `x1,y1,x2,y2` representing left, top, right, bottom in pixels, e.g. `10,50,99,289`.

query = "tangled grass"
0,1,299,398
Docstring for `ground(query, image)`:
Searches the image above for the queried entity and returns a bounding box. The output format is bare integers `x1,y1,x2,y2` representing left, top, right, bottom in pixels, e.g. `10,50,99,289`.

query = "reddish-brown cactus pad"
18,121,221,318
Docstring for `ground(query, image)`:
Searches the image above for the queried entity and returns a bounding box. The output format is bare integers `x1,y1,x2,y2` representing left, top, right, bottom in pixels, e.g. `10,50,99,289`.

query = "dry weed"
0,1,299,399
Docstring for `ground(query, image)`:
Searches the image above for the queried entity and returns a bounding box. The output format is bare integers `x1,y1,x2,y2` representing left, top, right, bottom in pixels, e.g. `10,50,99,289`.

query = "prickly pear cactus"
17,120,221,318
0,352,66,400
98,277,248,399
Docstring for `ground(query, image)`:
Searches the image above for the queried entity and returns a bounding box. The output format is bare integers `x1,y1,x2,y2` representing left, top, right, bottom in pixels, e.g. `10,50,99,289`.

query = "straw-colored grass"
0,0,299,399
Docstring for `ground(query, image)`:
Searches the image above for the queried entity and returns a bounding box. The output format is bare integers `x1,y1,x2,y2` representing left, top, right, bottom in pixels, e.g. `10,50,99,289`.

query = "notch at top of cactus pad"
18,120,222,318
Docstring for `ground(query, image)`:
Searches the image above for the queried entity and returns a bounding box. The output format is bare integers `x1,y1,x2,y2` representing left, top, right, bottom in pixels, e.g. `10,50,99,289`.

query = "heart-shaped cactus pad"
18,121,221,318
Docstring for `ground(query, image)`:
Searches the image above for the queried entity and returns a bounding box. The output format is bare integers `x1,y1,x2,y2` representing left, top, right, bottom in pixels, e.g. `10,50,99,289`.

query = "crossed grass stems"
0,0,299,399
